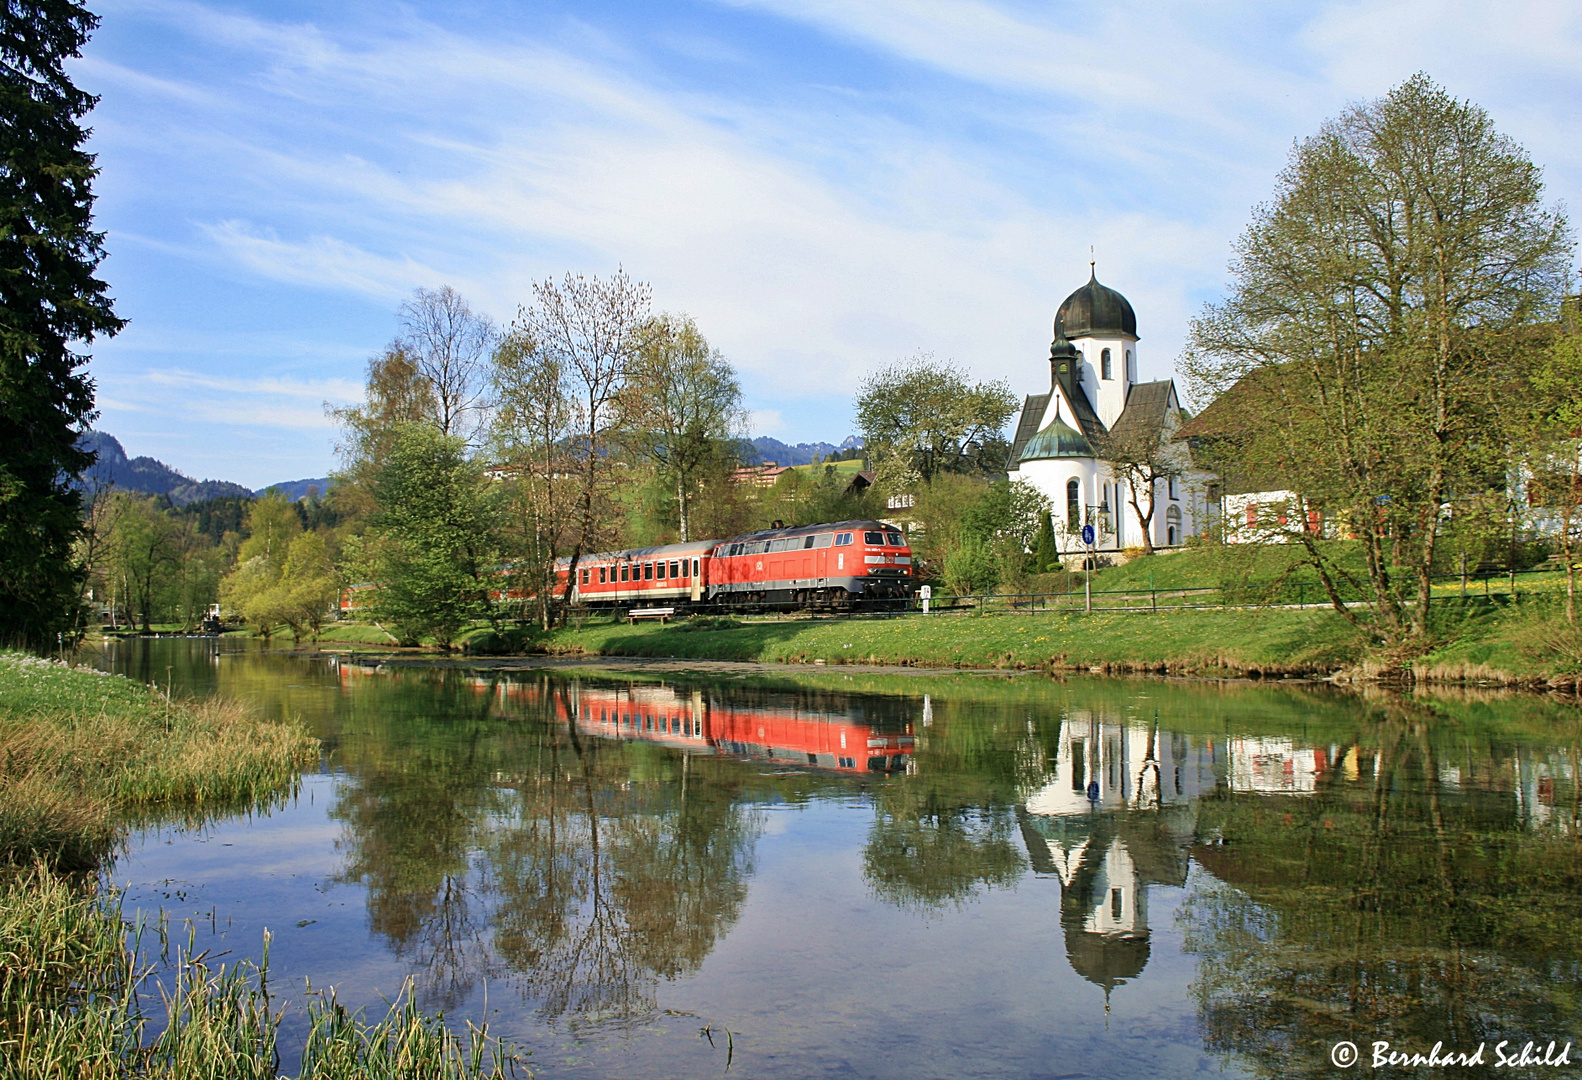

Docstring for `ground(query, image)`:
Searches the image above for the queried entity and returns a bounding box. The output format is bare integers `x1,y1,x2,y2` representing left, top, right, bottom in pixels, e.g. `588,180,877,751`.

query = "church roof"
1056,270,1138,340
1105,380,1178,447
1008,392,1051,468
1018,411,1096,463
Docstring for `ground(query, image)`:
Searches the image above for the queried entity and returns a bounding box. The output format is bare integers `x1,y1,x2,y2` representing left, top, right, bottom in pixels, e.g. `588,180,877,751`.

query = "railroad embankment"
527,600,1582,690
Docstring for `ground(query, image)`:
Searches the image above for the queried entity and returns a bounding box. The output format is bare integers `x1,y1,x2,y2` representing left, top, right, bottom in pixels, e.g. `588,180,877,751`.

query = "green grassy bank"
521,596,1582,689
0,653,519,1078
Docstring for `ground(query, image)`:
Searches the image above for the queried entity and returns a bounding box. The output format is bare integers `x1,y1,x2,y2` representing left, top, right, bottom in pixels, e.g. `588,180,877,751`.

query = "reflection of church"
1019,715,1225,1003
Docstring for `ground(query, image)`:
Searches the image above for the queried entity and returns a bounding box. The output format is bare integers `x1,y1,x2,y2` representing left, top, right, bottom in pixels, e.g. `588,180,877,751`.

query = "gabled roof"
1106,380,1177,446
1008,392,1051,468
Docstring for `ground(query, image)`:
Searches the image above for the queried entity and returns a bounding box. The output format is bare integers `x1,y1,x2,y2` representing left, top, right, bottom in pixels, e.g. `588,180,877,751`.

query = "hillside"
78,431,252,506
75,431,329,505
750,435,863,466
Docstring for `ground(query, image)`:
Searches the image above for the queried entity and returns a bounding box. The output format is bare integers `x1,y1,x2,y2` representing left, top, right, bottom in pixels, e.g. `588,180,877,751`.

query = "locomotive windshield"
863,531,883,545
886,531,904,546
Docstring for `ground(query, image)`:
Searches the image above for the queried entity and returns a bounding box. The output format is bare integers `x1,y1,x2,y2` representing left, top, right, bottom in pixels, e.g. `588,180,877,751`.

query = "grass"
535,605,1371,676
0,653,522,1078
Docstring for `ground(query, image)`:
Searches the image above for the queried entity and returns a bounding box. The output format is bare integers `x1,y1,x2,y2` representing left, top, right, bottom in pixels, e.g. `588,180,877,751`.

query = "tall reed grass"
0,866,523,1078
0,653,523,1078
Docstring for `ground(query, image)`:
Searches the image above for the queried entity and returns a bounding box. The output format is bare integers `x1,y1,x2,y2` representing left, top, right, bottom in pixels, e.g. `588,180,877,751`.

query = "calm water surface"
91,638,1582,1079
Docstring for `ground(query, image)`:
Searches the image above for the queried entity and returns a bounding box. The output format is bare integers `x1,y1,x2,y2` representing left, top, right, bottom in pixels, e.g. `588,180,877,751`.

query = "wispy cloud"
80,0,1582,484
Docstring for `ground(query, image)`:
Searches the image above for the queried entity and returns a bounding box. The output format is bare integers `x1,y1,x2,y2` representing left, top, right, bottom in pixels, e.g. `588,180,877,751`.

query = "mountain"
257,477,333,501
78,431,253,506
749,436,864,466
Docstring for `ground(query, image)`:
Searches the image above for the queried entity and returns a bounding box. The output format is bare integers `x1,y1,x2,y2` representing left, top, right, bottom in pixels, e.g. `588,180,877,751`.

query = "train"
556,519,914,610
341,518,915,615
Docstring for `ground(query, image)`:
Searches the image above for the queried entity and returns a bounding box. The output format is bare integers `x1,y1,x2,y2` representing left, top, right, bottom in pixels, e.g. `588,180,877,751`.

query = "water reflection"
90,640,1582,1078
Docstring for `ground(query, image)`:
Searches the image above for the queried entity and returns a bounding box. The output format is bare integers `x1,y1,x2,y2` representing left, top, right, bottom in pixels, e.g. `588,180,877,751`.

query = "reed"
0,653,522,1078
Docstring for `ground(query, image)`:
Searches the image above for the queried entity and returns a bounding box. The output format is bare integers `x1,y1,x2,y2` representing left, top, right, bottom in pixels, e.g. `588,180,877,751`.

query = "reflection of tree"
862,703,1063,909
331,673,761,1023
1181,716,1582,1079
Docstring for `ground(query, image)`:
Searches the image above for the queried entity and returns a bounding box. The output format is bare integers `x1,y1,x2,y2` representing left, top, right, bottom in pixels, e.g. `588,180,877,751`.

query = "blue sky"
78,0,1582,488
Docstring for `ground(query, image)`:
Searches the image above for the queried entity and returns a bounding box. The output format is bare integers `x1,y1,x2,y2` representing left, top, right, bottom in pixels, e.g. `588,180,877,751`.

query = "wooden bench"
628,607,676,624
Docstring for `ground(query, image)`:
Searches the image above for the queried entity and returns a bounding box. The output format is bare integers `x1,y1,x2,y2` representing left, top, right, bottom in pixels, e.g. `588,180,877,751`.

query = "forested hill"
750,435,863,465
77,431,254,506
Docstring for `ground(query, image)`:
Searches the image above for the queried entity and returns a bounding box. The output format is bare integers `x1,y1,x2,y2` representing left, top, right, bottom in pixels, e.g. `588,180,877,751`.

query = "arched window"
1066,479,1081,526
1166,504,1182,547
1125,349,1134,381
1101,348,1112,380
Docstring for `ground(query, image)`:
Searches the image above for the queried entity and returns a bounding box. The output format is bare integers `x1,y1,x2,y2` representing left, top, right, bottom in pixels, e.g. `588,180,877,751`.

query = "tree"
0,0,125,647
1032,510,1060,573
1522,312,1582,624
489,321,576,628
104,493,177,631
365,423,498,649
1183,74,1573,654
856,356,1016,488
621,314,745,541
397,286,495,441
516,269,654,615
1097,411,1187,555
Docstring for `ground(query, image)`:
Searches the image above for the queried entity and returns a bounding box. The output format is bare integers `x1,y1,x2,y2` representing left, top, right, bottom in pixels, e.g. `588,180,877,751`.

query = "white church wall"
1072,334,1135,429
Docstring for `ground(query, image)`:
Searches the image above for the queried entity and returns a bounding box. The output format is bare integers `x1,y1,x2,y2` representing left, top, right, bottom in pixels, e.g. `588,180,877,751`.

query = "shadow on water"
94,638,1582,1079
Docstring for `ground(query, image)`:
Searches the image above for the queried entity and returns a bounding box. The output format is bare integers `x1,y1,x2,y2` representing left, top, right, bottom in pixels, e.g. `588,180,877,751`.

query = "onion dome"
1055,269,1137,340
1019,411,1094,462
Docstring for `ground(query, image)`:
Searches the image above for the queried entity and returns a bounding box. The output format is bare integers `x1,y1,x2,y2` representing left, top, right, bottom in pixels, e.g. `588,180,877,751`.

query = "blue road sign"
1081,524,1095,546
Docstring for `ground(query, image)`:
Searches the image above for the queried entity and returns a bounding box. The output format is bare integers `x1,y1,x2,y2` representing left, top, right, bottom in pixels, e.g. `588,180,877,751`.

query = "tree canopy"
0,0,124,646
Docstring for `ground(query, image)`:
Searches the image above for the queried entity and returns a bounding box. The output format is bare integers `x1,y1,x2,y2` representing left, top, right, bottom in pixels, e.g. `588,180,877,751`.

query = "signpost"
1081,524,1095,613
919,584,932,614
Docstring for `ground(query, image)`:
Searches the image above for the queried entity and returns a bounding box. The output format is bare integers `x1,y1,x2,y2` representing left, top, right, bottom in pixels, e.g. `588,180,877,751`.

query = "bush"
944,539,1000,595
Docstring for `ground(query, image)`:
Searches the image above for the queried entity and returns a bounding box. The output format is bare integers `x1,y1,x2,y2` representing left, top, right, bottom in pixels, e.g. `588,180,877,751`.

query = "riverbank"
0,653,518,1078
510,598,1582,690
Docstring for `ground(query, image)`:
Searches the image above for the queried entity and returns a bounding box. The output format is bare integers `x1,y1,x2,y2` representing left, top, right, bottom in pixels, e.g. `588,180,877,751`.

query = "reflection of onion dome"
1018,412,1095,462
1055,270,1137,340
1064,927,1151,992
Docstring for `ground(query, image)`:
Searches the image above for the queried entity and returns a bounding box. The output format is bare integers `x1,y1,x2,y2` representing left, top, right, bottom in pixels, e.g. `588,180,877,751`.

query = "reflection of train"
341,518,914,614
482,679,917,774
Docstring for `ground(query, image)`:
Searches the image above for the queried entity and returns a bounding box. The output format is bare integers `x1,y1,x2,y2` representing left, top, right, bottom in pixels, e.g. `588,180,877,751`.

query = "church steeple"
1049,331,1082,404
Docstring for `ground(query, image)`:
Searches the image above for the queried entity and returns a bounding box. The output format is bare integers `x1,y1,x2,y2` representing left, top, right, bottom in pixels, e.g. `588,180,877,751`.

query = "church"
1006,268,1209,561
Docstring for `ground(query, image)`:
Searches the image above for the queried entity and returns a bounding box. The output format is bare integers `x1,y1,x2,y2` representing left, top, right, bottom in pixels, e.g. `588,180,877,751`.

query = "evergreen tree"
1033,510,1059,573
0,1,123,646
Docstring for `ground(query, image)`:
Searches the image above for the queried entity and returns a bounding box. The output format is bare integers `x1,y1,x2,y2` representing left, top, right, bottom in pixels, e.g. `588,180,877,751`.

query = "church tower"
1053,266,1138,430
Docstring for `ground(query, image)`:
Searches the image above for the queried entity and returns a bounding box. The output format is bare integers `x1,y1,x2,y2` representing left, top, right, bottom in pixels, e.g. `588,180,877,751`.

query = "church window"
1101,348,1113,380
1126,349,1134,381
1168,475,1178,500
1066,479,1081,525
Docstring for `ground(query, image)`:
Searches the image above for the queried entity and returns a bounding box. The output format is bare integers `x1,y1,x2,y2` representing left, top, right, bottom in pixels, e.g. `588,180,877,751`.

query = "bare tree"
398,285,496,440
491,324,577,627
621,314,746,541
517,269,654,615
1097,412,1186,555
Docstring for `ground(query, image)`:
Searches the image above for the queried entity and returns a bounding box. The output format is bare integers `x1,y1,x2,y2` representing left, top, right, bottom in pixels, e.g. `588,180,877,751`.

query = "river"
90,637,1582,1079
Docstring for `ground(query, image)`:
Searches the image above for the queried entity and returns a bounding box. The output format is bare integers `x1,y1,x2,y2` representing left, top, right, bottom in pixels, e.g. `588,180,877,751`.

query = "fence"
900,564,1572,617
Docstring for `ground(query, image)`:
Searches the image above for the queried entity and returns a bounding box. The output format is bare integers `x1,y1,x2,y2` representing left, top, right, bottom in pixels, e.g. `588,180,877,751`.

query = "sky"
77,0,1582,489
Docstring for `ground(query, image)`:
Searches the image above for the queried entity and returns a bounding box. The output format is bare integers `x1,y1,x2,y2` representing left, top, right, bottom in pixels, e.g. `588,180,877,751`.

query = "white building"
1007,269,1213,560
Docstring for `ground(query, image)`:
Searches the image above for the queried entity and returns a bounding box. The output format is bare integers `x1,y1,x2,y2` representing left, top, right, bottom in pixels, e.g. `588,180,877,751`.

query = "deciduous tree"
856,357,1015,488
1184,74,1573,654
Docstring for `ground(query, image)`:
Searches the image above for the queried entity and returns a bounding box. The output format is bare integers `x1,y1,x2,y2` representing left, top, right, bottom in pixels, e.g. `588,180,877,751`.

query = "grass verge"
0,653,521,1078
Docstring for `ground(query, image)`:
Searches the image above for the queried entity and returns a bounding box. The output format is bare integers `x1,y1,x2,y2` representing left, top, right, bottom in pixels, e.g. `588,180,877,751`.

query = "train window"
581,568,590,584
768,538,786,553
657,560,667,580
728,543,742,557
815,533,833,548
621,564,630,582
669,560,679,578
802,535,815,548
644,562,653,580
835,532,853,546
885,531,904,546
863,531,883,545
598,566,606,584
692,558,700,577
